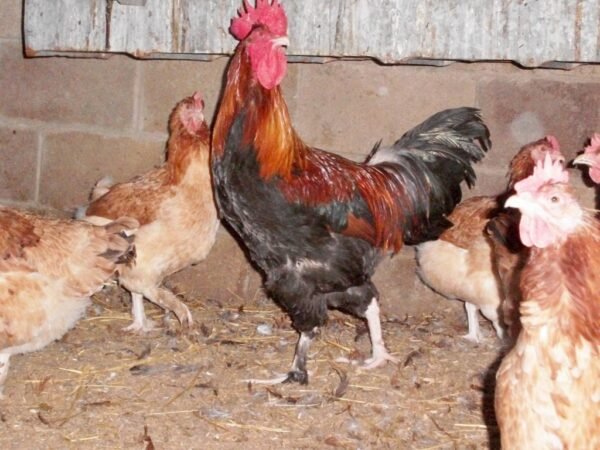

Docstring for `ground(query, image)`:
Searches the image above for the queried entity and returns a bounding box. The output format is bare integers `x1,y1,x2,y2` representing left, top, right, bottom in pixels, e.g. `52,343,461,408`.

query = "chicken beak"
272,36,290,48
572,153,593,167
504,194,526,211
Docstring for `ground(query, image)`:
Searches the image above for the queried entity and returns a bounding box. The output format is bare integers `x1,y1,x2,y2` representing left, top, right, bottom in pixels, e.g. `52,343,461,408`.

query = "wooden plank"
23,0,600,67
24,0,107,55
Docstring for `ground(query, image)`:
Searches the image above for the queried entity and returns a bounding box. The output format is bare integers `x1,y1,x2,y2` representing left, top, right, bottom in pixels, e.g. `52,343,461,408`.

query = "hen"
573,133,600,184
211,0,490,384
416,136,564,342
0,206,137,395
494,155,600,449
81,93,218,332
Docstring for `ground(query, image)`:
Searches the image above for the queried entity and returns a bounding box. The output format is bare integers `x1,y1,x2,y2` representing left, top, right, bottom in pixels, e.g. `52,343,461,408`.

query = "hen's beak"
504,194,524,211
572,153,593,167
505,193,542,217
272,36,289,48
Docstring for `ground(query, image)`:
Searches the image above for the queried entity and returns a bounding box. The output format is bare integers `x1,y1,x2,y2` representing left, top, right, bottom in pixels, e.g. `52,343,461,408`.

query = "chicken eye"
550,195,560,203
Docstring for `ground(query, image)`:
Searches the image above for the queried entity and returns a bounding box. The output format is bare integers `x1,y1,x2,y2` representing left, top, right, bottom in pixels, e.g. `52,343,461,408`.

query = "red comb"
584,133,600,155
514,153,569,195
230,0,288,41
191,91,204,109
545,135,559,151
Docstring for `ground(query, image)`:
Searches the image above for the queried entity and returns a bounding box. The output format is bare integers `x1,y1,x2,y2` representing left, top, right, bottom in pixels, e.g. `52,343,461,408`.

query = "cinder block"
0,0,21,40
167,228,263,306
0,126,38,202
477,78,600,166
140,58,228,132
0,41,136,128
375,247,447,318
464,167,509,199
39,132,164,210
287,60,477,158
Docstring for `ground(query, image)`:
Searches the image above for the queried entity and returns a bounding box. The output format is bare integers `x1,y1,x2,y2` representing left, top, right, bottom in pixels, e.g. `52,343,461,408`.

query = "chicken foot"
0,353,9,398
361,297,398,369
241,328,318,385
283,328,318,384
335,297,398,368
123,292,156,333
463,302,483,343
123,286,193,333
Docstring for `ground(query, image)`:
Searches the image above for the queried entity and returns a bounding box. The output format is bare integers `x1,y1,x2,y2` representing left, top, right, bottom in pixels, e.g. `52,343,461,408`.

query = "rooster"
211,0,490,384
0,206,137,395
80,93,218,332
495,155,600,449
417,136,564,342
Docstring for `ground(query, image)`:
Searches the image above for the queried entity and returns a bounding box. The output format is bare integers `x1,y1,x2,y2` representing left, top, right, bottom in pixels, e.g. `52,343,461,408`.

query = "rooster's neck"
212,45,305,180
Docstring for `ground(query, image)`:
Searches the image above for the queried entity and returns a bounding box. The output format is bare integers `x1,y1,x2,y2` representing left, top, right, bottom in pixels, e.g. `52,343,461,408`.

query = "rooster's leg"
241,328,317,385
362,297,398,369
0,353,10,398
463,302,483,343
123,292,155,333
283,328,318,384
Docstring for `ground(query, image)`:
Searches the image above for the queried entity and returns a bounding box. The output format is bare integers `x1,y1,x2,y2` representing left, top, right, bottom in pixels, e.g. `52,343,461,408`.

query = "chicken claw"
242,371,312,386
462,303,483,343
173,303,193,329
362,298,397,369
361,347,399,370
0,354,9,399
122,292,156,333
122,318,156,333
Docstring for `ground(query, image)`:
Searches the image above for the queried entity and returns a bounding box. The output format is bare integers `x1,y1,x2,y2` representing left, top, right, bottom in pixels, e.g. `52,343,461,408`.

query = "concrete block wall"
2,0,599,319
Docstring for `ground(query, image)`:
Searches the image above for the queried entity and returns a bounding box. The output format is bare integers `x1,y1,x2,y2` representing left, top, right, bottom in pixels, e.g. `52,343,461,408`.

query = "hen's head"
573,133,600,184
230,0,289,90
530,135,564,165
505,154,582,248
175,91,206,135
509,135,565,187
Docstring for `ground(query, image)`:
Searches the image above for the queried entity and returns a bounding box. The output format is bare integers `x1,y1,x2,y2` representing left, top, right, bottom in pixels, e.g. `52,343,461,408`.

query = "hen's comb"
545,135,559,151
191,91,204,109
584,133,600,155
230,0,288,41
514,152,569,195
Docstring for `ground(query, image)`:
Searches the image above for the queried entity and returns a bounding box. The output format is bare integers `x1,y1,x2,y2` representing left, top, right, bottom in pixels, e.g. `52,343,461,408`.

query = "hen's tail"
26,215,139,298
91,176,115,201
366,107,490,244
100,217,138,267
68,216,138,297
73,176,115,220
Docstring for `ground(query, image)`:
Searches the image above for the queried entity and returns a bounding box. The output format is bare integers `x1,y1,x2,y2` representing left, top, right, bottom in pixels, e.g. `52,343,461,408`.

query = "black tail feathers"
367,107,491,245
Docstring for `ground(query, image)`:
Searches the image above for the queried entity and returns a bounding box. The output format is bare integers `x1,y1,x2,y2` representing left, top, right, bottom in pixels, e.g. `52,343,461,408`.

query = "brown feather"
439,196,498,248
86,169,171,226
83,93,218,331
0,206,137,353
495,216,600,449
213,46,302,181
213,40,423,252
87,95,210,226
166,97,210,185
0,208,40,261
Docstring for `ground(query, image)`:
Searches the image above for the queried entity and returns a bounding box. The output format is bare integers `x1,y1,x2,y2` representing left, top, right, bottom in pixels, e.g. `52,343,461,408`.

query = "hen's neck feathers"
520,216,600,348
166,112,209,185
507,147,536,190
212,42,305,180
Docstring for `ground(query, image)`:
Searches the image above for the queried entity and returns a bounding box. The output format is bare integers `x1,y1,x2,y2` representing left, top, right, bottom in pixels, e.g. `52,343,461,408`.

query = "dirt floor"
0,275,507,450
